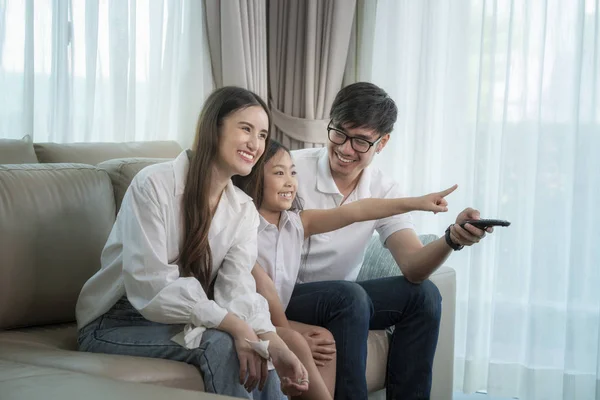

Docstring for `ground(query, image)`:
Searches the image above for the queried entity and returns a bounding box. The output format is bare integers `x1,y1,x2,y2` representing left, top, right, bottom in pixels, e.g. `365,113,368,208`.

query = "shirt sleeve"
375,182,416,246
120,177,229,329
213,206,276,335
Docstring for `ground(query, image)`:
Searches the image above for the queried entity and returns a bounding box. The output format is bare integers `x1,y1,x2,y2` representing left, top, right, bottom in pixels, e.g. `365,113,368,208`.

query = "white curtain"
359,0,600,399
0,0,214,147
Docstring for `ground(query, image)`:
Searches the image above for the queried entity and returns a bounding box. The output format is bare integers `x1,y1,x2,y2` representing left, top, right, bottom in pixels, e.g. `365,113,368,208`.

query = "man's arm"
251,263,291,328
385,229,451,283
386,208,491,283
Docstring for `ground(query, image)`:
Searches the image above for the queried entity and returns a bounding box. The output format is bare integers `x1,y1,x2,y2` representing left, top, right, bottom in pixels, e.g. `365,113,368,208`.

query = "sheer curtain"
359,0,600,399
0,0,214,147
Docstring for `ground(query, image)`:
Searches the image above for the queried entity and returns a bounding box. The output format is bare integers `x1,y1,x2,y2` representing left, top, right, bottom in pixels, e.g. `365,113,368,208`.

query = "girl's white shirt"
256,210,304,310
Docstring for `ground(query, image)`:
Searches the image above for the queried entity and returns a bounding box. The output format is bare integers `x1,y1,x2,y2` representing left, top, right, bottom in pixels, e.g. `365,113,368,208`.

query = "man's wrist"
445,224,463,251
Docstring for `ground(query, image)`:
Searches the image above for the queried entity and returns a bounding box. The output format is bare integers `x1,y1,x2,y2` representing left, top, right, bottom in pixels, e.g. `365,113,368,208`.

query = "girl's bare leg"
288,321,336,398
276,327,333,400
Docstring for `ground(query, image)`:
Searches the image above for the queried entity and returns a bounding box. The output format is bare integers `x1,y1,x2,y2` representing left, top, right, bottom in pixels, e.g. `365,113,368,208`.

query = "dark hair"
232,140,303,211
179,86,271,297
329,82,398,135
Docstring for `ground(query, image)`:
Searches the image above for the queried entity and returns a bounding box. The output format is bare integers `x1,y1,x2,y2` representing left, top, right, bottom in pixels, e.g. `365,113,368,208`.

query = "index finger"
239,355,247,385
258,358,268,391
438,184,458,197
463,223,485,237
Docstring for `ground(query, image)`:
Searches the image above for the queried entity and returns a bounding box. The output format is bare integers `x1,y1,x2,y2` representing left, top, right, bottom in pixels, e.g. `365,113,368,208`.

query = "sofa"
0,136,456,399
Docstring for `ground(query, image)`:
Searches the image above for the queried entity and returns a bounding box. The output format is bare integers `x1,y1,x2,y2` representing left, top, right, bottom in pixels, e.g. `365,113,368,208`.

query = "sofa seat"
0,324,204,391
0,322,393,393
0,359,236,400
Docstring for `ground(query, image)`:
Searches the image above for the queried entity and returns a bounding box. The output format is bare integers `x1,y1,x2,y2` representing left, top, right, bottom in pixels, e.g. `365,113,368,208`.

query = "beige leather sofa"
0,137,456,399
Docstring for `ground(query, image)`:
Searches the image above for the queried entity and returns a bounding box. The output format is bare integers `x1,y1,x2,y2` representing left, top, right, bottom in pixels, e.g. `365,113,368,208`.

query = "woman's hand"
232,332,268,392
268,340,309,396
218,314,269,392
417,184,458,214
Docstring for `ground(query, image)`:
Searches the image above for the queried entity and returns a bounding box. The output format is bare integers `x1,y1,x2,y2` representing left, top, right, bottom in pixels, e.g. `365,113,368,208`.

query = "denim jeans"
285,276,442,400
78,297,285,400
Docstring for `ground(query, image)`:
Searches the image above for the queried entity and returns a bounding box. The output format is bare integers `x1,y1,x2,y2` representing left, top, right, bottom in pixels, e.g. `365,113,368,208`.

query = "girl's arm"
252,263,291,328
301,184,457,238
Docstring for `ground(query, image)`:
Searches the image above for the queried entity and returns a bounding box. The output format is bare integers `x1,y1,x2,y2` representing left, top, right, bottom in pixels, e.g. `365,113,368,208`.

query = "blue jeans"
78,297,285,400
285,276,442,400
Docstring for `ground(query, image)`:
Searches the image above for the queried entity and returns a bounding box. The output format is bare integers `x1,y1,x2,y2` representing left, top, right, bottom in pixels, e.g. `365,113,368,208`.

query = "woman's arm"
212,207,276,336
300,184,457,238
252,263,291,328
119,178,229,329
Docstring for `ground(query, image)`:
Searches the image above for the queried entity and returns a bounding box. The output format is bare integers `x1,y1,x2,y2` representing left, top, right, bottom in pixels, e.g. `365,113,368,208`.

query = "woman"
75,87,308,399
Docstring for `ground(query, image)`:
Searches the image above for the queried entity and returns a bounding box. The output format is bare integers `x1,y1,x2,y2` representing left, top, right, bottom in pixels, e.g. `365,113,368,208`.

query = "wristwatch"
445,224,464,251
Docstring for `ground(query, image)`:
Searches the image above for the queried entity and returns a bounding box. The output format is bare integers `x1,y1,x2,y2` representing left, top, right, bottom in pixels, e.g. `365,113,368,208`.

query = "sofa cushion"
98,158,170,213
0,323,390,393
0,135,38,164
0,360,219,400
0,164,115,329
34,141,182,165
0,325,204,391
357,233,439,281
366,330,388,391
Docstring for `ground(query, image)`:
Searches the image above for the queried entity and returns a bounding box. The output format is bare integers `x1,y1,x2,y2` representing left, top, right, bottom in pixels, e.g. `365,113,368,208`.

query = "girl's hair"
232,139,311,267
179,86,271,297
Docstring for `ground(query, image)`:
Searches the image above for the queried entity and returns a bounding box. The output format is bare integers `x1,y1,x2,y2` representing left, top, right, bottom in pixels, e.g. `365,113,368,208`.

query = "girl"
234,140,456,399
76,88,310,399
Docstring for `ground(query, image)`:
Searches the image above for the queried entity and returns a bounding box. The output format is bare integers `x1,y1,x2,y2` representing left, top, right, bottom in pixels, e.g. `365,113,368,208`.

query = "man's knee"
329,281,373,321
419,280,442,321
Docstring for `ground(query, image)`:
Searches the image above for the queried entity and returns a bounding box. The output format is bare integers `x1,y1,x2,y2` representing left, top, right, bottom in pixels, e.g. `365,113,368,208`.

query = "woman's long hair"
179,87,271,297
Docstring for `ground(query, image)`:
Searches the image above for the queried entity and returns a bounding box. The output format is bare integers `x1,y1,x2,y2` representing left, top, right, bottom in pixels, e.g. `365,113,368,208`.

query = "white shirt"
291,147,415,282
76,151,275,347
256,211,304,310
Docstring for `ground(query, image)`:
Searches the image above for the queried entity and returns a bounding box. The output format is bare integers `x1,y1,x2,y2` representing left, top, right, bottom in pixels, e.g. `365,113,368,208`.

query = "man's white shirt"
291,147,415,283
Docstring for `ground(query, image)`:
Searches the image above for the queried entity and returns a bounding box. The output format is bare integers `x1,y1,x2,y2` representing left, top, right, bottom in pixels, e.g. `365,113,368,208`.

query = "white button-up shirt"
76,151,275,347
256,211,304,310
291,147,415,283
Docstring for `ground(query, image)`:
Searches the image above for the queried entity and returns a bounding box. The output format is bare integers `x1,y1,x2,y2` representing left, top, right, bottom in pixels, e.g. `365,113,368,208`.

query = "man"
287,82,492,400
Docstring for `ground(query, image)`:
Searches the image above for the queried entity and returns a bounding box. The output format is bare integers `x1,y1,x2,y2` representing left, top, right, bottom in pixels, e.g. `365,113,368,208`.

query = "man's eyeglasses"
326,121,383,153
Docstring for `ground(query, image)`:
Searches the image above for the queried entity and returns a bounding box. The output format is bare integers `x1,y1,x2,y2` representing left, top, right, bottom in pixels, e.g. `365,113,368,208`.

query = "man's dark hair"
329,82,398,136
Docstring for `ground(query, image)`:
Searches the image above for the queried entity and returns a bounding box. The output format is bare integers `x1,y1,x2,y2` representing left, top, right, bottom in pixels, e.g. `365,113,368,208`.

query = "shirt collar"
316,147,372,199
316,148,341,195
258,210,297,233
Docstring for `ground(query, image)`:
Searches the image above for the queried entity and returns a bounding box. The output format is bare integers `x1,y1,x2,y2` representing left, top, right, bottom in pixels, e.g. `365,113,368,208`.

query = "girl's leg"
288,321,336,398
78,297,284,399
276,327,333,400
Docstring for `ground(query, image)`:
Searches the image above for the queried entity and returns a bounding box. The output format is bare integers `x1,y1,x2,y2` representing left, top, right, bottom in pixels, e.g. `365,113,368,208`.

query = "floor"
454,393,515,400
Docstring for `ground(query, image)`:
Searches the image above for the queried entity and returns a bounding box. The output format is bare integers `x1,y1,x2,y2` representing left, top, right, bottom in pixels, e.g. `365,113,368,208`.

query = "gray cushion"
97,158,169,213
0,135,38,164
34,141,182,165
0,163,115,329
357,234,439,281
